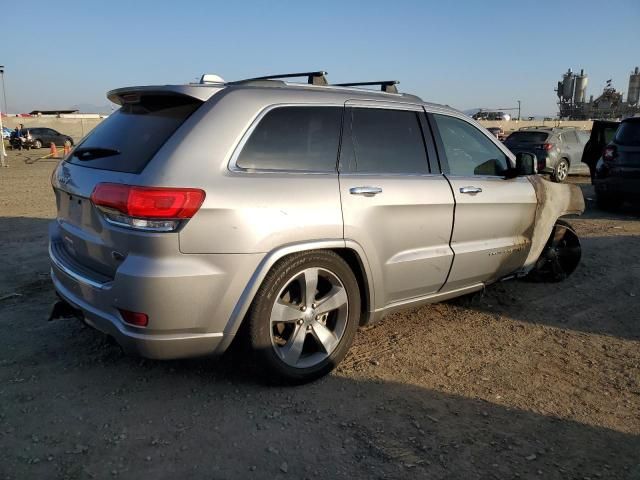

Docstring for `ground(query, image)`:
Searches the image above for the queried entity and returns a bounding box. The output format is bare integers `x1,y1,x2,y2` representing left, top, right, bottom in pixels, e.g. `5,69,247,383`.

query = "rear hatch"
504,131,551,155
51,87,214,279
613,119,640,167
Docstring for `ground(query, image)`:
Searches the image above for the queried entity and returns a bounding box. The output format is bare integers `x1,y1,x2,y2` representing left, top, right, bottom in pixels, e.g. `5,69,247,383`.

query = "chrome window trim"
425,108,516,164
227,103,344,175
429,111,517,174
338,172,445,178
343,99,425,112
339,105,432,176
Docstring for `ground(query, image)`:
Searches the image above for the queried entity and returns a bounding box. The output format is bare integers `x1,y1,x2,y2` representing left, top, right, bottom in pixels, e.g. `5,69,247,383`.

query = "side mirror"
503,152,538,179
516,152,538,176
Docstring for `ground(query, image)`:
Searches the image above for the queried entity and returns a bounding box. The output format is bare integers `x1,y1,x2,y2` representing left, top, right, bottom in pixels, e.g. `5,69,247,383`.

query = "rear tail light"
91,183,205,232
542,143,554,151
119,309,149,327
602,145,617,162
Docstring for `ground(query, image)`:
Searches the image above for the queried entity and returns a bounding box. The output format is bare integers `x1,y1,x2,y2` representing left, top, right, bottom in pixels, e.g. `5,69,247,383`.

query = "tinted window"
603,127,618,144
561,131,578,144
577,130,589,144
67,95,202,173
505,131,549,144
340,108,429,174
434,114,510,176
236,106,342,171
615,121,640,146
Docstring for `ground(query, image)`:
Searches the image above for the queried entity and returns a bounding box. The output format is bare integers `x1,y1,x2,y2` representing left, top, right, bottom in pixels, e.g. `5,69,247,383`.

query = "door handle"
350,186,383,196
459,186,483,194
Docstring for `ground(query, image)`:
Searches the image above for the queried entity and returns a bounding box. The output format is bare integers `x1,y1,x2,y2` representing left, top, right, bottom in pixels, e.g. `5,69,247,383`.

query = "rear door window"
236,106,342,172
339,108,430,174
66,94,203,173
433,114,510,176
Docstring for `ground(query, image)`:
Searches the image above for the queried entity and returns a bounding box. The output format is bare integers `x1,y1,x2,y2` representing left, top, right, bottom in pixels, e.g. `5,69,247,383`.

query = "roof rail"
231,71,328,86
332,80,399,94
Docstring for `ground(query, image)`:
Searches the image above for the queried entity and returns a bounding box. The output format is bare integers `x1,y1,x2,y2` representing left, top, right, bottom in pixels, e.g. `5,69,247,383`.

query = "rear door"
44,128,59,145
338,103,454,306
47,129,63,145
429,112,537,291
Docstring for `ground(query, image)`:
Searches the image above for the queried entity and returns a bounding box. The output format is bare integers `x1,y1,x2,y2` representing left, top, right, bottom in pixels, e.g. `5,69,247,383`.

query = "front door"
338,104,455,307
429,113,537,291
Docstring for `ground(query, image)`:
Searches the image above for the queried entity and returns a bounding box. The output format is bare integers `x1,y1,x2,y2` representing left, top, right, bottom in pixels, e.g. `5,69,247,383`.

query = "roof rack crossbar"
232,71,328,86
332,80,399,94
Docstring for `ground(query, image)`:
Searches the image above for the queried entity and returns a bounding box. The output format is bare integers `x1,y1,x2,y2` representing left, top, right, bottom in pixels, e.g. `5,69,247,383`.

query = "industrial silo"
574,69,588,103
562,69,575,101
628,67,640,105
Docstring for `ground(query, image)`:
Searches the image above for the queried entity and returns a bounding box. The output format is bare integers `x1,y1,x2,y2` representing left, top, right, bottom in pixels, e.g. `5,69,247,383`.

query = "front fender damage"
521,175,585,273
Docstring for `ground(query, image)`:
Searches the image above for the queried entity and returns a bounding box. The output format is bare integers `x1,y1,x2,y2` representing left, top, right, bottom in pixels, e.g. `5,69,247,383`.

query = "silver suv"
49,71,585,383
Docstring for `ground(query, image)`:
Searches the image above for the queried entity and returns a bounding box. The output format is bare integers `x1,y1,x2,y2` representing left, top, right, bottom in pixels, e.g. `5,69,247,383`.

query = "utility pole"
0,66,7,115
0,66,6,166
517,100,521,121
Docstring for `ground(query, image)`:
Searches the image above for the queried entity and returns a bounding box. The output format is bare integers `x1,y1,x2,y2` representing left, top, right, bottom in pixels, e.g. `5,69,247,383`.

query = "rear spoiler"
107,84,223,105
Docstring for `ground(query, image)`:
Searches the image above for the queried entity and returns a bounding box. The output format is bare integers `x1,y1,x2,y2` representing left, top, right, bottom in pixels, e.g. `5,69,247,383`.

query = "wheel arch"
225,240,376,337
522,175,585,273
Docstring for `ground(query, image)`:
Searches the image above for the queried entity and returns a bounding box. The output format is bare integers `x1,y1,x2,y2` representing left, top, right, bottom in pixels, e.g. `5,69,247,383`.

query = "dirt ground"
0,149,638,480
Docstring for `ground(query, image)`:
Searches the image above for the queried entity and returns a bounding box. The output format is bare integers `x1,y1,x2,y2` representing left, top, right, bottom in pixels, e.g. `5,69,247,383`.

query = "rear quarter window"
615,121,640,146
66,94,203,173
235,106,342,172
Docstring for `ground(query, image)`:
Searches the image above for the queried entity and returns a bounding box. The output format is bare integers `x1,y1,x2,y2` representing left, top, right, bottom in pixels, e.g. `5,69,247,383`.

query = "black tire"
248,250,360,384
551,158,569,183
596,191,623,210
34,139,42,149
526,219,581,283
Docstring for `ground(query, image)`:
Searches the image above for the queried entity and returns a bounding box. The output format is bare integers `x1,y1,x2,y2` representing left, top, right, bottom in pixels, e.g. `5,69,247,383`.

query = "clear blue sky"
2,0,639,116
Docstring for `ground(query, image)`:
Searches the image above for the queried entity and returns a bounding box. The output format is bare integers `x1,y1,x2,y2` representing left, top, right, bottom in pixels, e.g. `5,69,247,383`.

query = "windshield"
505,131,549,143
66,94,203,173
615,121,640,146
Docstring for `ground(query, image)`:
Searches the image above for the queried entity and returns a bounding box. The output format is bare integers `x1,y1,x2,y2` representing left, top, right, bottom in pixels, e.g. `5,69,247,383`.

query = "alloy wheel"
269,267,349,368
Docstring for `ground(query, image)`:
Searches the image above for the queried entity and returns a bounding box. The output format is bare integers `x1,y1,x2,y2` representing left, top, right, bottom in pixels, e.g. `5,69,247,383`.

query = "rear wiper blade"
72,147,121,160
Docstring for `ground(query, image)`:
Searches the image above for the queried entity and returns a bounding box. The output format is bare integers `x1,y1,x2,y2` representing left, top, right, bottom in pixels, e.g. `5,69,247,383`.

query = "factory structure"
556,67,640,120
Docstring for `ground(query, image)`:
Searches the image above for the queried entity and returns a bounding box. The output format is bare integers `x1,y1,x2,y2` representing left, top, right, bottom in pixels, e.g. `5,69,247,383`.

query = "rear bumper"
51,271,229,359
49,223,263,360
50,264,233,359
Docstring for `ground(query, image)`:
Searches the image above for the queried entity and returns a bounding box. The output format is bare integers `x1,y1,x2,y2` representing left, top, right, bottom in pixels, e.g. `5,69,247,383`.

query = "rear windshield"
615,121,640,146
505,132,549,143
66,94,202,173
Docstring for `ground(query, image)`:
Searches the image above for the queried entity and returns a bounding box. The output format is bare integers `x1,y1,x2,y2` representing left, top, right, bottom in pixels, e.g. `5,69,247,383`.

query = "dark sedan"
27,128,74,149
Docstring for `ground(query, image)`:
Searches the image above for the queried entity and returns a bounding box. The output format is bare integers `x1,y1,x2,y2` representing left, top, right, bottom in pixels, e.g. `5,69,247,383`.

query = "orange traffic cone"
50,143,58,158
63,143,71,157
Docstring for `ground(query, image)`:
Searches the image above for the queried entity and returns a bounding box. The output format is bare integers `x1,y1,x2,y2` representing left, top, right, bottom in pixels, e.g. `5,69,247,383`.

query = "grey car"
504,127,589,182
49,71,585,383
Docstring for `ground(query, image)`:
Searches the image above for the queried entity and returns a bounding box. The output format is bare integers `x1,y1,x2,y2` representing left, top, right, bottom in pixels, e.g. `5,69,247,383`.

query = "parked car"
593,117,640,208
504,127,589,182
48,72,584,383
27,127,74,149
581,120,620,182
486,126,505,141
